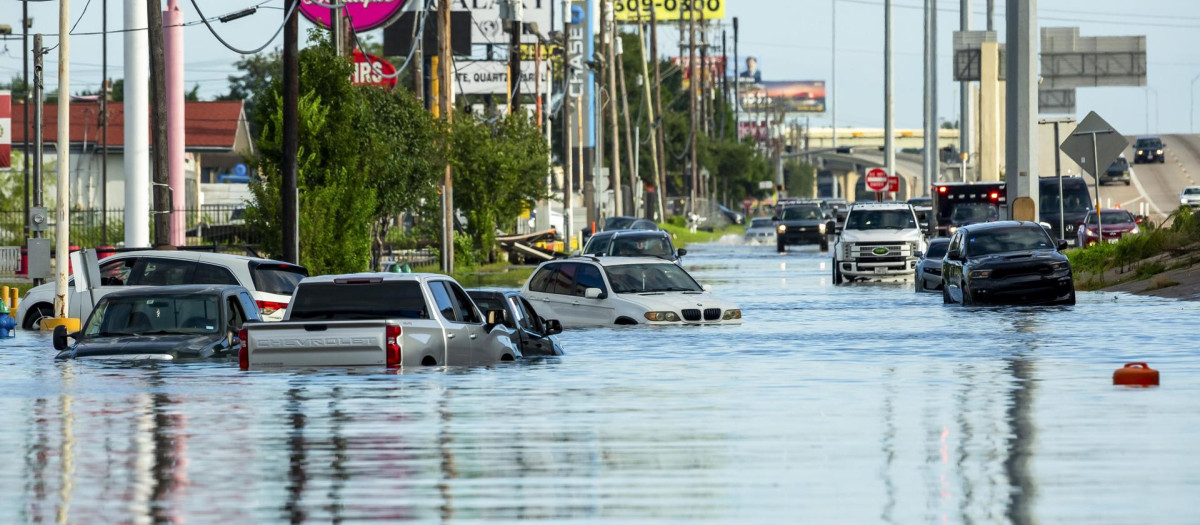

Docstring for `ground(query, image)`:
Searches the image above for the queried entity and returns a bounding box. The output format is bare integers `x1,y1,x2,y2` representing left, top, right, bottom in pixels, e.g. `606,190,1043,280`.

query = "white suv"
520,257,741,328
18,251,307,329
832,203,926,283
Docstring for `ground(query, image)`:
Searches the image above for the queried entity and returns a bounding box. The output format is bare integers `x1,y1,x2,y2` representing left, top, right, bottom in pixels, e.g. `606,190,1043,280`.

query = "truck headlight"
949,226,958,234
644,311,681,322
1157,149,1164,154
968,269,992,279
1049,261,1069,271
722,309,742,320
819,223,826,234
1137,150,1144,155
776,224,787,233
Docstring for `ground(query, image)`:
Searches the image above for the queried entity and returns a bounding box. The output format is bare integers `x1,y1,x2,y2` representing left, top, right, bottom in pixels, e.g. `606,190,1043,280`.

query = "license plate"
874,267,888,275
1107,238,1119,244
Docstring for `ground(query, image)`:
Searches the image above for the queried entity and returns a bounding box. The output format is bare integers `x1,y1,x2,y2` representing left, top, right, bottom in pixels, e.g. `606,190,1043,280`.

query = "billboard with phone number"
613,0,725,22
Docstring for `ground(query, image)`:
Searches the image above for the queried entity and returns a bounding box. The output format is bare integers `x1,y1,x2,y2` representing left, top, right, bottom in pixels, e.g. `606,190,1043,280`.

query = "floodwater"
3,240,1200,524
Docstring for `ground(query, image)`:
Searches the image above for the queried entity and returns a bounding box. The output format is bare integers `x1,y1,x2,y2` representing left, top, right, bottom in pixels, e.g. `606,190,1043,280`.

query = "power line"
190,0,301,55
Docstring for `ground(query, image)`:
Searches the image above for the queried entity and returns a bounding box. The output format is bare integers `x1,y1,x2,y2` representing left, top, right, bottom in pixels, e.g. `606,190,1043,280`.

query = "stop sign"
865,168,889,192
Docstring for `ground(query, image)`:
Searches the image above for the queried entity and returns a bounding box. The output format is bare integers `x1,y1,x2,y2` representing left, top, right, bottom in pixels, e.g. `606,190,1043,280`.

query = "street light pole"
1192,74,1200,134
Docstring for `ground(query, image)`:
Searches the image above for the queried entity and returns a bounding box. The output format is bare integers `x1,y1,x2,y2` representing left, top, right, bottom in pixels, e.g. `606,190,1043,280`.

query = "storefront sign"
351,50,399,88
613,0,726,22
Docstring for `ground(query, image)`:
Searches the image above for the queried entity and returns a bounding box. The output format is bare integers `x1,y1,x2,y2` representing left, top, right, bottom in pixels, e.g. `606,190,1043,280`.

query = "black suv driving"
774,203,833,252
1134,136,1165,164
941,221,1075,306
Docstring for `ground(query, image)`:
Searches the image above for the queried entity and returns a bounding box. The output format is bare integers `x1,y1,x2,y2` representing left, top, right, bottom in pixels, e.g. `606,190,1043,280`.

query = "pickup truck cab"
832,203,926,283
239,273,520,369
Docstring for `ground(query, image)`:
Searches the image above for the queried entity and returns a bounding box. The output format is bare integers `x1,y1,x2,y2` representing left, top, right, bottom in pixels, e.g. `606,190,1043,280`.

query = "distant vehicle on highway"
1100,156,1132,186
1039,176,1095,246
743,217,777,244
53,285,259,361
1133,136,1165,164
1077,209,1140,247
583,230,685,263
467,290,564,357
521,257,742,327
914,238,951,293
1180,186,1200,208
773,202,832,252
941,221,1075,306
832,203,925,284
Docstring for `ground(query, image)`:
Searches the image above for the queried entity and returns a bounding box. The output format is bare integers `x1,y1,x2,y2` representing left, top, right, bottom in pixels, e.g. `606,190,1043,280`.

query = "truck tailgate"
246,321,387,368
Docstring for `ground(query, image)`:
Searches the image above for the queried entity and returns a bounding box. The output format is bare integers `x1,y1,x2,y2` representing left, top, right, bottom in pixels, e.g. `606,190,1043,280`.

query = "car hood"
617,291,739,312
779,219,825,227
57,333,223,360
840,229,923,244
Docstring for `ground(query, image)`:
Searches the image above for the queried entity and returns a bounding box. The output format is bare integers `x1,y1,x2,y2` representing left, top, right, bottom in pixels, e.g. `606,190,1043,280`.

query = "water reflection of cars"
1133,136,1165,164
53,285,260,361
467,290,564,357
774,203,831,252
1180,186,1200,208
582,230,685,264
942,221,1074,306
914,238,951,293
521,257,741,327
743,217,777,243
1101,156,1132,186
1077,209,1140,247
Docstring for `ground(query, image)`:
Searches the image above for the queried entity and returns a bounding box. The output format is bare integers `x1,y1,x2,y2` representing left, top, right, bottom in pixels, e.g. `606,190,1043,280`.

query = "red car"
1077,209,1140,247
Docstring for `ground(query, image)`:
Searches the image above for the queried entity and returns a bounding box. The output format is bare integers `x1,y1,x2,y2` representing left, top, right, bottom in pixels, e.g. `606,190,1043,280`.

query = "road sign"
887,174,899,193
351,50,398,89
865,168,889,192
758,180,774,190
1059,111,1128,178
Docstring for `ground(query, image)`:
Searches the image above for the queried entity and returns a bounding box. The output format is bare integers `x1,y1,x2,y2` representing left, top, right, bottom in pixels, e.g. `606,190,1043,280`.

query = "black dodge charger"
941,221,1075,306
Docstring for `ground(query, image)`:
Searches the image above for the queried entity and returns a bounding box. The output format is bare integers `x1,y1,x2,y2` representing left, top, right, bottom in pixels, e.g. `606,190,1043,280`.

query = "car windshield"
1085,211,1135,224
1109,158,1128,169
749,218,773,228
83,294,221,337
605,263,703,293
951,203,998,224
290,281,429,320
925,241,949,259
781,206,822,221
966,227,1054,256
1136,138,1161,148
844,209,916,230
251,264,307,296
609,236,673,258
1040,184,1093,213
604,217,637,230
1184,188,1200,196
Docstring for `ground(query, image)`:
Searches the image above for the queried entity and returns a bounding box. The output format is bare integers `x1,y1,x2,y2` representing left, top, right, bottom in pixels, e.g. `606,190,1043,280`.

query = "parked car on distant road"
1077,209,1140,247
914,238,951,293
583,230,685,263
1101,156,1132,186
521,257,742,327
19,251,306,329
53,285,260,361
774,202,832,252
1133,136,1165,164
239,273,520,369
467,290,564,357
1180,186,1200,208
941,221,1074,306
743,217,777,244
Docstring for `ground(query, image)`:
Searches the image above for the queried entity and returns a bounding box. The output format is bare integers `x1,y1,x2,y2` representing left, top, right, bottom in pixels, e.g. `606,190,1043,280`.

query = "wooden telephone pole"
439,0,454,272
147,0,171,248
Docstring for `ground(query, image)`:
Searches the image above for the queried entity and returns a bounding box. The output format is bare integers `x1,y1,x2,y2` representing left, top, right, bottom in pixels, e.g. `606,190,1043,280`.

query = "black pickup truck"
774,203,834,252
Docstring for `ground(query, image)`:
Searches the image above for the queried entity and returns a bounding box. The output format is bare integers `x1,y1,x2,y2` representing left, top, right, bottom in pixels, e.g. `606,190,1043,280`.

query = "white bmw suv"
520,257,742,328
832,203,926,283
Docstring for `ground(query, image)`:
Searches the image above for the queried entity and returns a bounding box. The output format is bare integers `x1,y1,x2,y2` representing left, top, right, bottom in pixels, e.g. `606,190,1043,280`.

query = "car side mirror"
484,309,505,331
1057,239,1069,251
543,319,564,336
947,248,962,261
915,251,924,259
53,325,72,351
676,248,688,257
584,288,606,299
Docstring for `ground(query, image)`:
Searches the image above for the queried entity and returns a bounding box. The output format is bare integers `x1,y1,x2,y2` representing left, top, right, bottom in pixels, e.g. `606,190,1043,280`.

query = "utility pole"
637,10,665,221
1005,0,1038,221
414,23,424,104
689,7,699,215
616,35,637,217
987,0,994,31
22,1,30,241
650,8,667,214
605,1,622,216
165,0,185,246
720,28,727,142
563,1,573,253
148,0,171,248
960,0,971,173
282,0,300,263
333,5,344,56
923,0,937,196
733,17,739,139
884,0,895,200
101,0,108,245
52,0,72,324
830,2,836,149
507,0,521,114
32,34,44,253
439,0,454,272
124,0,149,248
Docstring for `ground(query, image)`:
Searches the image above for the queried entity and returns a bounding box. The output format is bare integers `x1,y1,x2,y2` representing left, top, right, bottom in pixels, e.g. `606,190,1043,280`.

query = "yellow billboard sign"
613,0,726,23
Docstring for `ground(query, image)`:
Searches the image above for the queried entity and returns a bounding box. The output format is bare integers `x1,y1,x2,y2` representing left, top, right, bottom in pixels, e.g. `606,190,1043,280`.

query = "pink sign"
298,0,408,32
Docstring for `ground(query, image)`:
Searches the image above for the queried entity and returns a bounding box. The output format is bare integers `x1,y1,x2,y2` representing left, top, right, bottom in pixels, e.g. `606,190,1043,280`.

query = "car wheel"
942,285,952,304
23,304,53,330
832,260,843,285
776,240,786,253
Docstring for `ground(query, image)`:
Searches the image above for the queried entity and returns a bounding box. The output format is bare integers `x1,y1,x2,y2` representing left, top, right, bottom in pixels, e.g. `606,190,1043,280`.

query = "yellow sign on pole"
431,55,441,119
613,0,726,23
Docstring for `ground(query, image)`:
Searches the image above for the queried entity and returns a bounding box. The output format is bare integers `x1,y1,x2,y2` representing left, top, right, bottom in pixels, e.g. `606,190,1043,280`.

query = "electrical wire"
190,0,301,55
345,0,429,79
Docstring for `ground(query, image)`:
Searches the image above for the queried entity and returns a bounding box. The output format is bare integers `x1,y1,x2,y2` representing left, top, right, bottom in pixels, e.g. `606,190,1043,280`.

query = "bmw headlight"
722,309,742,320
968,269,992,279
777,224,787,233
644,311,681,322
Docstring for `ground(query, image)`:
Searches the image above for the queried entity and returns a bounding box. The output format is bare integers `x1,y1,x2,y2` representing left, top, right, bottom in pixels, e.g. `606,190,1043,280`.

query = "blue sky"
3,0,1198,134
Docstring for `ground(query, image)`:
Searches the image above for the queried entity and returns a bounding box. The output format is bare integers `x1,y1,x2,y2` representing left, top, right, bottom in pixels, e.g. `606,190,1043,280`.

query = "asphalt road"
1084,133,1200,222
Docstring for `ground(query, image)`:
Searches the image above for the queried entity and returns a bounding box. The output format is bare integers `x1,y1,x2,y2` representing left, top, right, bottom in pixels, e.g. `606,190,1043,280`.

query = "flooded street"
3,240,1200,524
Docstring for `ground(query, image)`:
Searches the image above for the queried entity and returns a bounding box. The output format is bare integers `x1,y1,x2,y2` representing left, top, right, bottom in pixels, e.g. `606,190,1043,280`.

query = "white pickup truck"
238,273,521,369
832,203,927,283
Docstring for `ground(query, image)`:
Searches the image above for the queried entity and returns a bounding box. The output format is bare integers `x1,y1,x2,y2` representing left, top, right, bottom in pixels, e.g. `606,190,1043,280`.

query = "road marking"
1128,167,1165,217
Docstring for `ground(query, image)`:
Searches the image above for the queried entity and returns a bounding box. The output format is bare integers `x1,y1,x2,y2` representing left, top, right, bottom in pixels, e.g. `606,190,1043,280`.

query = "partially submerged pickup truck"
239,273,521,369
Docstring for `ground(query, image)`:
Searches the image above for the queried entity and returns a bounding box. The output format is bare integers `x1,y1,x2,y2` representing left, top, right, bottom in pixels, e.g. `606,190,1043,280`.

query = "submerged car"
1077,209,1140,247
521,257,741,327
914,238,951,293
774,203,832,252
467,290,565,357
743,217,777,244
53,285,260,361
942,221,1075,306
1133,136,1165,164
582,230,685,263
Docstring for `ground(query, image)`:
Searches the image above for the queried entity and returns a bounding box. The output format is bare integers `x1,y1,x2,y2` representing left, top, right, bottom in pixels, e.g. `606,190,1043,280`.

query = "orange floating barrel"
1113,362,1159,386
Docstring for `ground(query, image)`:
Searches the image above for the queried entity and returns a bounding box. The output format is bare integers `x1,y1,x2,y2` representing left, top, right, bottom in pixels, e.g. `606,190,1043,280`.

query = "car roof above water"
954,220,1044,233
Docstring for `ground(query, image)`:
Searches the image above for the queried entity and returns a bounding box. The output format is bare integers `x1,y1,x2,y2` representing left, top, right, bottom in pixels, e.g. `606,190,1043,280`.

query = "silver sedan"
915,238,952,293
